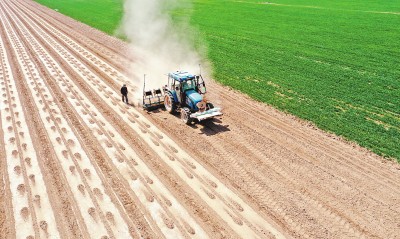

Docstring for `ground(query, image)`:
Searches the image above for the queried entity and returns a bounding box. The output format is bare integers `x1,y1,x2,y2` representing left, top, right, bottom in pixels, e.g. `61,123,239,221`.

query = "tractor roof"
168,71,196,82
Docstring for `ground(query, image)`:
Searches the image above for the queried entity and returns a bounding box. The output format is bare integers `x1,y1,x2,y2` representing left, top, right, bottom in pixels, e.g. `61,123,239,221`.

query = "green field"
34,0,400,161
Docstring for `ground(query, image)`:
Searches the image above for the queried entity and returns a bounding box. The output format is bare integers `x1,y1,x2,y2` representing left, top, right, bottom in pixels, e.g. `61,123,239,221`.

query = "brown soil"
0,0,399,238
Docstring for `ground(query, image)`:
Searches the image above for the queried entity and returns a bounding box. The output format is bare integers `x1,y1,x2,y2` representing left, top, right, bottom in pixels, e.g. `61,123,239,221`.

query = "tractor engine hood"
186,90,202,105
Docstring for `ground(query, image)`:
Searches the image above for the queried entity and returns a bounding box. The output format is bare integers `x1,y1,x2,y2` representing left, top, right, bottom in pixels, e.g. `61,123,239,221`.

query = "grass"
34,0,400,161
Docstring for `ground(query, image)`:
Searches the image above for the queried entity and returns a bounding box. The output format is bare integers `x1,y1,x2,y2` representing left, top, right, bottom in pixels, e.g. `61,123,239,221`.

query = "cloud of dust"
119,0,209,102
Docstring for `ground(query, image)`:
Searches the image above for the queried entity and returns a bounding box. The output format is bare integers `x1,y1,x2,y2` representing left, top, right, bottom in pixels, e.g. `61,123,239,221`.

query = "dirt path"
1,0,399,238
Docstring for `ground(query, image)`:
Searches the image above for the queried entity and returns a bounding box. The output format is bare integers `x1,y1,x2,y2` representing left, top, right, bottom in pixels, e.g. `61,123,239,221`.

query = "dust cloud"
120,0,209,101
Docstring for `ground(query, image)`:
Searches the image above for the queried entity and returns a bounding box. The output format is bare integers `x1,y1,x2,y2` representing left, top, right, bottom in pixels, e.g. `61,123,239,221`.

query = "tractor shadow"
195,118,230,136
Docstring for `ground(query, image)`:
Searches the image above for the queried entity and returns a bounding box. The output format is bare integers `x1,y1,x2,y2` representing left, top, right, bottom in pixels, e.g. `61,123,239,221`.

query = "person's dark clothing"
121,86,128,95
121,86,128,103
122,94,128,104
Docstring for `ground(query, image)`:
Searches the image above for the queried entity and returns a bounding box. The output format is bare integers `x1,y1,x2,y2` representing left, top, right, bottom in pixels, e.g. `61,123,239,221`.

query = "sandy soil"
1,0,400,238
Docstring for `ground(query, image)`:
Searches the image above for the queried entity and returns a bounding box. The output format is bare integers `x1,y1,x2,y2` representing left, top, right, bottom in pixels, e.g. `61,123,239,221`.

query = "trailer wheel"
181,107,192,125
164,92,176,113
206,102,214,110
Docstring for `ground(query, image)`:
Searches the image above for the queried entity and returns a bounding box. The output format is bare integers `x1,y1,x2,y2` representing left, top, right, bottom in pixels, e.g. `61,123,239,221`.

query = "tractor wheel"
164,92,176,113
180,107,192,125
206,102,214,110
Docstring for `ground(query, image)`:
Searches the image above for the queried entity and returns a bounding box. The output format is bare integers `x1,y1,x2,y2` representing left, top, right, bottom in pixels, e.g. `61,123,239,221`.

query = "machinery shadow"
197,119,230,136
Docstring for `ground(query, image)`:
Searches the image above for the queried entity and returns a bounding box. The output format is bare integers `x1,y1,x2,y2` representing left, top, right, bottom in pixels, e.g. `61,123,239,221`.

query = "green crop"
35,0,400,161
34,0,123,35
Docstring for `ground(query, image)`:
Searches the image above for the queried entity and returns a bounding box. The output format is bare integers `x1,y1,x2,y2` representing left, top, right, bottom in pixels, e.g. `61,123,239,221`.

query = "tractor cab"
167,71,206,98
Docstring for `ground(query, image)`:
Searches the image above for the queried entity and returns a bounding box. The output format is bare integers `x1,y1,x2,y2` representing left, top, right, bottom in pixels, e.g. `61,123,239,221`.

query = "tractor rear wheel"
180,107,192,125
164,92,176,113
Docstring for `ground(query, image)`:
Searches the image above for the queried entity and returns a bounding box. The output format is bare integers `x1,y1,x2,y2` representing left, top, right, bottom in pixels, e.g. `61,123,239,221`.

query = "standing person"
121,84,128,104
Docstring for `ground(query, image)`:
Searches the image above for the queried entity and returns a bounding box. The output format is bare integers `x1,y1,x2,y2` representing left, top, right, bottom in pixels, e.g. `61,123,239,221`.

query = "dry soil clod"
20,207,29,220
162,196,172,207
128,172,137,181
88,207,96,218
93,188,103,200
144,176,153,184
83,169,91,178
34,195,41,207
106,211,115,224
29,174,35,184
78,184,85,195
62,150,68,159
69,165,76,174
12,149,18,157
74,152,82,160
40,220,48,231
67,139,75,146
17,184,26,194
183,221,196,235
162,215,174,229
14,165,21,175
25,157,31,166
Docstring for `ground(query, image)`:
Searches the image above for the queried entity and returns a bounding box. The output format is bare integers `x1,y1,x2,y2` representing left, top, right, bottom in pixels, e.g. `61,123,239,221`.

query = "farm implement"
143,71,222,124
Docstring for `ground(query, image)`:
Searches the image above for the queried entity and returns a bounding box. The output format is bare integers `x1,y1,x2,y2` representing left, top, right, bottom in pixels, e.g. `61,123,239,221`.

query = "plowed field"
1,0,400,238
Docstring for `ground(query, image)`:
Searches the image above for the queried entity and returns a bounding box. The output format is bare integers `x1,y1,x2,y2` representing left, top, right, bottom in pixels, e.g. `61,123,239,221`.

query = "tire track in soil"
156,84,400,237
213,87,400,214
203,110,396,237
199,124,366,238
216,86,400,194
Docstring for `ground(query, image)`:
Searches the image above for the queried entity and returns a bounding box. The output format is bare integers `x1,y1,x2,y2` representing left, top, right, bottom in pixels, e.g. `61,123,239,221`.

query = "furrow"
0,3,113,238
0,23,62,238
199,102,400,235
215,84,400,190
19,0,132,61
11,1,285,237
7,2,208,237
215,88,400,212
5,1,212,237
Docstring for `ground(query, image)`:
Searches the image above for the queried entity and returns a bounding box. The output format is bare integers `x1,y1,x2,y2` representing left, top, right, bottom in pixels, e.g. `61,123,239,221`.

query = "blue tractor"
143,71,222,124
164,71,223,124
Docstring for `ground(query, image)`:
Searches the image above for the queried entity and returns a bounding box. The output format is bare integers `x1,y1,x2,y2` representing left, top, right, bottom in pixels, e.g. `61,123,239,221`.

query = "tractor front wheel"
180,107,192,125
164,92,176,113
